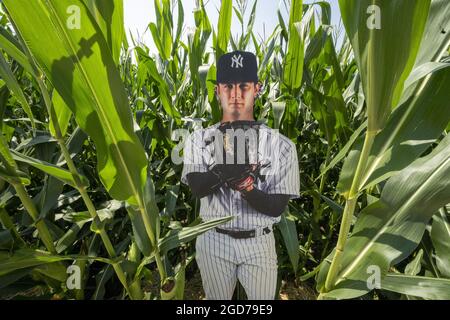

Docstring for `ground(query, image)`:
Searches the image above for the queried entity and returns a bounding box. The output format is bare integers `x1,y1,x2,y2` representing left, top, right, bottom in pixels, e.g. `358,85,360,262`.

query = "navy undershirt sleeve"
242,188,290,217
186,172,222,198
187,172,291,217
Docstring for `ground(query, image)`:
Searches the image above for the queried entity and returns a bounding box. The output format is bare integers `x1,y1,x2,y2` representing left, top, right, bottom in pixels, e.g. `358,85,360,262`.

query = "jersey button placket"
229,191,236,229
234,193,241,230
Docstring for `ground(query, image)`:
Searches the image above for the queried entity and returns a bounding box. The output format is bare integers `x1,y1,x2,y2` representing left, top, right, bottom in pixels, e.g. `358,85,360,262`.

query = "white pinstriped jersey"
181,122,300,230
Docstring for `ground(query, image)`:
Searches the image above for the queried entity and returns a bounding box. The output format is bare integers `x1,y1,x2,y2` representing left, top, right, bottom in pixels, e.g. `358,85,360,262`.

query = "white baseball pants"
195,228,278,300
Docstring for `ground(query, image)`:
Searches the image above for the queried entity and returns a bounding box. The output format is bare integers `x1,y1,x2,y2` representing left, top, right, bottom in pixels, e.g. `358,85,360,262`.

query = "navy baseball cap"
216,50,258,84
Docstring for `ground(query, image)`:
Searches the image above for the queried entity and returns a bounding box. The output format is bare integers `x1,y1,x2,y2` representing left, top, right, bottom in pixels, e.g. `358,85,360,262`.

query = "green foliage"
0,0,449,300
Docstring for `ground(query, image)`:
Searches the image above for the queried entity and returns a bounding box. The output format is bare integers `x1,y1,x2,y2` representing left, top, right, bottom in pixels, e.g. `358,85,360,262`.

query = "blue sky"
124,0,342,54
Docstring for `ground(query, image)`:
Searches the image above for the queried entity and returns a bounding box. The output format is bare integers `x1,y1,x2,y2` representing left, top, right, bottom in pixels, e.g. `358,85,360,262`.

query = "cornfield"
0,0,449,300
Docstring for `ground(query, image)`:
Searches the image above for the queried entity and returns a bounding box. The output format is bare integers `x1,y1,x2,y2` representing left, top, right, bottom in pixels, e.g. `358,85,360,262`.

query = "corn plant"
317,0,450,299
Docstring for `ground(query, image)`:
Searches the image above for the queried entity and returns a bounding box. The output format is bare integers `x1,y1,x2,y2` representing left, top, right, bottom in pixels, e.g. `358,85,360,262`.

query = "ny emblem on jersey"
231,54,244,68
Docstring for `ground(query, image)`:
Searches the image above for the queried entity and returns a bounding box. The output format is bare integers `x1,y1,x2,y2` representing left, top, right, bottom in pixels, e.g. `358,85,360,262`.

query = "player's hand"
208,121,261,189
210,163,252,182
225,164,260,191
227,174,255,191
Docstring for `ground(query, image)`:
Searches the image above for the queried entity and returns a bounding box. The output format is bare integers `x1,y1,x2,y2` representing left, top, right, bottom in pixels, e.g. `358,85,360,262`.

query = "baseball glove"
209,120,263,191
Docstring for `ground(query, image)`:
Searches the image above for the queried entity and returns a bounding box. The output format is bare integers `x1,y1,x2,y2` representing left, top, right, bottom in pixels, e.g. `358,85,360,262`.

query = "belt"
215,226,271,239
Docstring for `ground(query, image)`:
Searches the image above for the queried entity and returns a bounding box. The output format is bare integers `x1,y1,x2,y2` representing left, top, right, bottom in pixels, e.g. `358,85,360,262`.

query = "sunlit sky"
124,0,342,54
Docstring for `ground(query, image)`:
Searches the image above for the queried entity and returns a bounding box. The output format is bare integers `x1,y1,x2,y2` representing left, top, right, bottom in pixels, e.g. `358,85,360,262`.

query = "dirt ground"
1,268,318,300
183,269,318,300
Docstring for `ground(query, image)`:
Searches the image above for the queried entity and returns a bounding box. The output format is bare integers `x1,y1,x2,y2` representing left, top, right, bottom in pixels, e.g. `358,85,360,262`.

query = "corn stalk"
0,134,57,255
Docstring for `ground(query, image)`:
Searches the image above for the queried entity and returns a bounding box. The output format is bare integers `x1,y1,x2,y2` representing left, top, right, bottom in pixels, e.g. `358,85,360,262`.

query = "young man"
181,50,300,300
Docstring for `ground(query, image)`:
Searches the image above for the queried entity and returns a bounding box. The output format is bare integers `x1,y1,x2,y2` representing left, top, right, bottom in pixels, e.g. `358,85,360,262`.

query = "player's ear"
254,81,262,98
215,84,220,95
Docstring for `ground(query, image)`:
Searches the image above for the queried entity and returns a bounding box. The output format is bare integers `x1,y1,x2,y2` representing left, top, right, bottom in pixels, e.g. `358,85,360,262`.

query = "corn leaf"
36,128,87,218
411,0,450,69
0,249,118,276
314,1,331,25
283,0,304,91
216,0,232,60
0,132,31,184
49,90,72,138
126,176,160,257
318,133,450,299
277,9,288,42
0,53,35,130
206,64,221,122
339,0,430,132
307,88,336,144
55,221,88,254
83,0,124,66
430,208,450,278
404,62,450,90
380,274,450,300
319,121,367,177
336,0,450,194
10,149,89,188
278,210,299,273
242,0,257,49
4,0,148,206
152,0,173,60
149,22,167,61
404,250,423,277
399,0,450,105
337,66,450,194
33,261,68,283
135,47,181,122
158,216,233,255
0,27,35,76
0,127,17,171
171,0,184,57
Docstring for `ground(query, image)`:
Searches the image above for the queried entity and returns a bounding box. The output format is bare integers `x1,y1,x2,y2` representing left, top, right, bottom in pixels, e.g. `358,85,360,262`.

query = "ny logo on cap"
231,54,244,68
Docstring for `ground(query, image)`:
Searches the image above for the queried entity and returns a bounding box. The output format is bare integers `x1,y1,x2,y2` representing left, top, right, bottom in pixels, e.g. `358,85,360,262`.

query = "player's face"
216,82,260,121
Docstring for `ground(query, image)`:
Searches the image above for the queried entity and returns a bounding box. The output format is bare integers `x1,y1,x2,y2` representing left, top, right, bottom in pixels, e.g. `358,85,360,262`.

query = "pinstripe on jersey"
181,122,300,230
195,228,278,300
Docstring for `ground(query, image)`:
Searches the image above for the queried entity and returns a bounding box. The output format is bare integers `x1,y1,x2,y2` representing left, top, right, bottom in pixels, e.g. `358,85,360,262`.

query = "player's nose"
230,84,242,100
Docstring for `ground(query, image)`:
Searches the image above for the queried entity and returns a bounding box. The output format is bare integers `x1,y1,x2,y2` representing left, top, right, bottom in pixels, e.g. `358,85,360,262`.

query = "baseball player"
181,50,300,300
